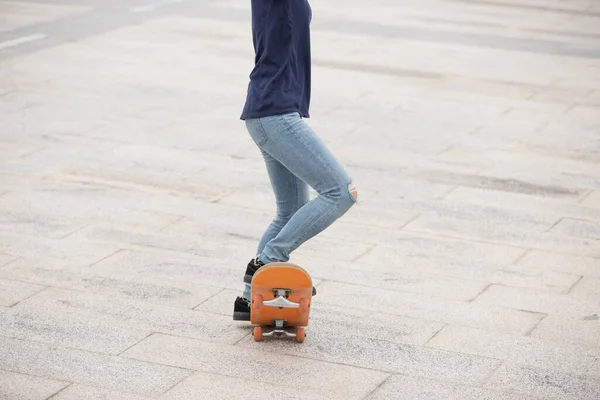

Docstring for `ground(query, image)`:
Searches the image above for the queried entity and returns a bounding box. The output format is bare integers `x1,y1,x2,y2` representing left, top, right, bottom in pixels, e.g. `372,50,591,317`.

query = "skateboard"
250,262,312,343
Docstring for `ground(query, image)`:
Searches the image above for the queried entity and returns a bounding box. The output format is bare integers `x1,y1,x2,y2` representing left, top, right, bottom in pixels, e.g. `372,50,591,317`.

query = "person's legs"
256,149,310,256
234,112,357,320
241,149,309,301
248,112,357,264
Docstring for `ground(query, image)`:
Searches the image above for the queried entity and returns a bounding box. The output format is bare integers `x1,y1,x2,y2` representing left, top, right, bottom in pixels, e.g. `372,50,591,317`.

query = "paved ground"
1,0,599,399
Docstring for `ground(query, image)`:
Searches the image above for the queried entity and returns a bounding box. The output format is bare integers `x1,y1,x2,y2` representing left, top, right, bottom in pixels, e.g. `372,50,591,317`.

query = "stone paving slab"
514,250,600,278
474,284,599,319
0,336,191,397
367,374,534,400
14,287,249,345
530,314,600,349
160,372,335,400
426,325,600,373
0,305,152,355
123,333,390,399
0,256,223,308
50,384,156,400
569,276,600,303
0,278,45,306
0,369,68,400
315,281,544,335
486,362,600,400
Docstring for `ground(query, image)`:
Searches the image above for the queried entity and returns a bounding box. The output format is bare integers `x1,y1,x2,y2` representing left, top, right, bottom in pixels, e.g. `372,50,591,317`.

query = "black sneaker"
233,296,250,321
243,258,265,283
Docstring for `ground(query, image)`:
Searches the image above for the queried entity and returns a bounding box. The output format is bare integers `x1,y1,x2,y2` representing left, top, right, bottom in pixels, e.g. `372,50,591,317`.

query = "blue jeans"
246,112,357,265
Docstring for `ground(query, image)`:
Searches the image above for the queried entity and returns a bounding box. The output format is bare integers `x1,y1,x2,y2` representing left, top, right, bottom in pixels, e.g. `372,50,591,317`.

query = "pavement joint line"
0,34,48,51
8,285,51,308
0,255,20,270
396,213,422,231
565,275,584,295
86,249,125,268
422,324,448,347
361,373,393,400
350,244,376,262
58,223,92,240
523,313,548,337
467,283,493,302
45,382,73,400
191,288,226,310
577,190,594,204
511,249,531,265
116,332,155,356
438,185,461,200
0,367,72,387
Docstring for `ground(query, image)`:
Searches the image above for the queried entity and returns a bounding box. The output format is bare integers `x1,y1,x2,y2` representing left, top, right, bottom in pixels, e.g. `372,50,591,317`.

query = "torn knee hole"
348,182,358,201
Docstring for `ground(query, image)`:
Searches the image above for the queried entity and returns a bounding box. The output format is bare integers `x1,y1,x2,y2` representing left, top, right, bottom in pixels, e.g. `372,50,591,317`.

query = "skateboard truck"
261,320,296,338
263,295,299,309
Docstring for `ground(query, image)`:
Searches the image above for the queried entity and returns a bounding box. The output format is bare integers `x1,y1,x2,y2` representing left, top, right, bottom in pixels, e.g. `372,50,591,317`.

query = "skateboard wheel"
299,298,308,314
295,327,305,343
252,294,263,311
253,326,263,342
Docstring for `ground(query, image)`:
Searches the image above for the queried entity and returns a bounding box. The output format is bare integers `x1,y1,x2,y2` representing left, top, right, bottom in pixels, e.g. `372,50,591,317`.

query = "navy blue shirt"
241,0,312,120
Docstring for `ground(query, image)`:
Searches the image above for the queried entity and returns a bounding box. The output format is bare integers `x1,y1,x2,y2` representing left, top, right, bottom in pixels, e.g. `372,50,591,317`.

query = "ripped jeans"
245,112,357,266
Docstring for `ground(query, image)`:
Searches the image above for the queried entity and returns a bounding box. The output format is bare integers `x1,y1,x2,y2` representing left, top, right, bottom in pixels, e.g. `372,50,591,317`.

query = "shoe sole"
233,311,250,321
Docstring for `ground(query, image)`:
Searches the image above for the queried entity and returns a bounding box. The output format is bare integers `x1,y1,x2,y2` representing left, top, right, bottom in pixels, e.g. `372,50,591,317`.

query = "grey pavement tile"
0,231,119,264
0,278,46,306
474,284,599,319
436,148,599,189
514,250,600,278
404,214,600,257
0,306,151,355
426,325,600,374
486,362,600,400
315,281,543,335
403,167,582,199
50,384,156,400
0,369,69,400
161,372,337,400
397,259,581,294
89,249,246,292
0,187,182,233
14,287,248,345
445,186,600,222
354,232,524,267
0,257,223,309
367,374,534,400
582,191,600,208
0,1,91,32
569,276,600,304
530,315,600,349
0,336,191,397
123,333,389,398
550,218,600,240
200,289,444,346
0,138,44,159
298,258,489,301
238,321,500,386
46,166,232,202
74,220,371,266
0,208,87,239
0,254,18,268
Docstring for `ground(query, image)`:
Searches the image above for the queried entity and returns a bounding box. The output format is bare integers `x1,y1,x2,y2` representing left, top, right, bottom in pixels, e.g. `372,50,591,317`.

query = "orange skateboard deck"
250,262,312,343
